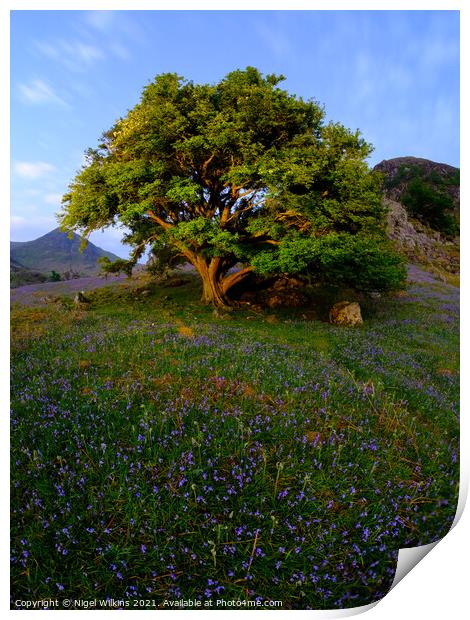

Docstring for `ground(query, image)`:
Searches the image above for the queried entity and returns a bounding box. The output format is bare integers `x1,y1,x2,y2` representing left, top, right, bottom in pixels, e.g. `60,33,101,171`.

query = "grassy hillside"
11,273,459,609
10,228,120,276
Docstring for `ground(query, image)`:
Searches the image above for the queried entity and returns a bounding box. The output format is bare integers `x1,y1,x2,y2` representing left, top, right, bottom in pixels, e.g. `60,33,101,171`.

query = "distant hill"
10,257,49,288
10,228,121,278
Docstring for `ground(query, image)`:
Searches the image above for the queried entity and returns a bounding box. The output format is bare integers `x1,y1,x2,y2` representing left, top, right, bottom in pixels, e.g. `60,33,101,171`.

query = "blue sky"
10,10,460,257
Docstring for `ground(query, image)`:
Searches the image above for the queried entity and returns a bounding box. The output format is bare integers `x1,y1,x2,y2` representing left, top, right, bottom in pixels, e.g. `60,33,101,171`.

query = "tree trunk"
195,258,254,307
196,258,231,307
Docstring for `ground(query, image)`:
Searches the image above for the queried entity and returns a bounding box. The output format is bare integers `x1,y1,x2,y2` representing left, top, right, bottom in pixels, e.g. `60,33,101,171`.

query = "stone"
369,291,381,300
329,301,363,326
265,289,308,309
74,291,89,305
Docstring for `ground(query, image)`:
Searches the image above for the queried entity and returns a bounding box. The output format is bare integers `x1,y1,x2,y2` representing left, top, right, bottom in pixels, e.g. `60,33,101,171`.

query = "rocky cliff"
376,157,460,280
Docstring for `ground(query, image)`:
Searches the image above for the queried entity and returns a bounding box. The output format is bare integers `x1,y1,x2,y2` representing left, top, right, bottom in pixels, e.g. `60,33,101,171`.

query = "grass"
10,271,459,609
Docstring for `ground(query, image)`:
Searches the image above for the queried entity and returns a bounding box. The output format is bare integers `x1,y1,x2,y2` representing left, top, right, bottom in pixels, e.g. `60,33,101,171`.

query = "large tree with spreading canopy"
60,67,405,306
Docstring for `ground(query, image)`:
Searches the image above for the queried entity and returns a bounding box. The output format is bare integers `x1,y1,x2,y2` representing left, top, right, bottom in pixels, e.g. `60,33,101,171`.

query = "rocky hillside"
375,157,460,281
374,156,459,237
374,156,459,206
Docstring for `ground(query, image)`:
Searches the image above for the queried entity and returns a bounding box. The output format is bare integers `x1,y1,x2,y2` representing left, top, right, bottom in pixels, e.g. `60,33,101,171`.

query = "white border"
3,2,467,618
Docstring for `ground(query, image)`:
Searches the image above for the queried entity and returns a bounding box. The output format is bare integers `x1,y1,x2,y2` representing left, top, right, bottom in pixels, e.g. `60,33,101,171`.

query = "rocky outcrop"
385,198,434,253
329,301,363,326
384,197,459,273
238,275,309,309
376,157,460,277
265,289,309,309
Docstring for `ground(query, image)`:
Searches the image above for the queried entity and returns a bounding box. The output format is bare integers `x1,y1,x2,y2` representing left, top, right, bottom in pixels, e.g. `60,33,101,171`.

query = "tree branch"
147,210,173,230
221,266,254,293
201,153,216,178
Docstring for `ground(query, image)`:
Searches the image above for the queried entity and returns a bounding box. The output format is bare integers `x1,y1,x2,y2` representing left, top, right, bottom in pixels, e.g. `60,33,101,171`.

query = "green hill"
10,228,121,277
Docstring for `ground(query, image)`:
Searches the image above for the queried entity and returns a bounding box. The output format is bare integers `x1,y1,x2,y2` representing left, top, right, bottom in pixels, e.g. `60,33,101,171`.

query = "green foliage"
98,256,134,278
60,67,405,298
402,177,458,237
49,270,61,282
252,234,406,292
384,164,459,237
146,242,185,278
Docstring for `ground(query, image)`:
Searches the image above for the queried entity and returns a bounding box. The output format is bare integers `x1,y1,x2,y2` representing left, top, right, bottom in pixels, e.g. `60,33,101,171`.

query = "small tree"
60,68,405,306
146,241,185,279
402,177,458,237
98,256,134,278
49,270,61,282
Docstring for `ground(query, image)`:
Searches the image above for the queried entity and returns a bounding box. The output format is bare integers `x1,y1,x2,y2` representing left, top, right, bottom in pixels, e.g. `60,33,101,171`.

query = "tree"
49,270,61,282
98,256,134,278
60,67,405,307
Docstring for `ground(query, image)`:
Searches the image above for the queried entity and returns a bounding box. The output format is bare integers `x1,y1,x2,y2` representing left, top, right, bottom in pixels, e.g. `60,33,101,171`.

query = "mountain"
374,156,459,207
10,228,121,277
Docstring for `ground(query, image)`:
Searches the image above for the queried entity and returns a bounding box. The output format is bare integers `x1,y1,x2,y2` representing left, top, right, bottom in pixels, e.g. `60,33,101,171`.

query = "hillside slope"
10,228,120,276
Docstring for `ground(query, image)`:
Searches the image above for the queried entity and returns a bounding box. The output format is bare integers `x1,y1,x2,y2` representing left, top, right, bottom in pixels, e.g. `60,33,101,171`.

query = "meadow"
10,268,459,609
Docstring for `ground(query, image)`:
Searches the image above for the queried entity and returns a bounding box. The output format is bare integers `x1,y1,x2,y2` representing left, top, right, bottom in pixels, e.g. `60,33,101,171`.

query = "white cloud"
44,193,63,206
18,79,66,106
67,41,104,64
35,39,104,72
14,161,57,180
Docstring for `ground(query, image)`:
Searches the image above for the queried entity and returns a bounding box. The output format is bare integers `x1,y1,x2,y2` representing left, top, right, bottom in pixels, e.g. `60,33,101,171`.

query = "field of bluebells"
10,268,459,609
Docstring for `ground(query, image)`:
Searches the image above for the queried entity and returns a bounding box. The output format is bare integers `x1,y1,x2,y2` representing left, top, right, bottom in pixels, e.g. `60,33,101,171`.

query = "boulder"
74,291,89,305
329,301,363,326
